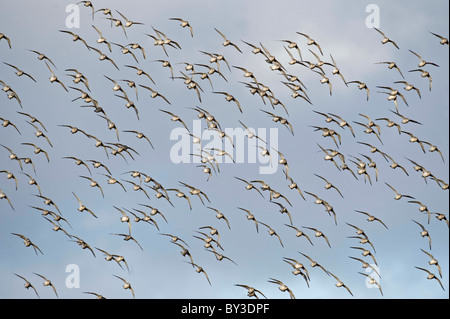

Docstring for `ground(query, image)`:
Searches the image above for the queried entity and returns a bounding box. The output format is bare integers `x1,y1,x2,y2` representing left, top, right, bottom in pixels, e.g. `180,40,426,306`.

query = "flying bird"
88,46,120,70
0,170,18,190
1,117,21,135
15,274,40,298
303,226,332,248
34,273,58,297
349,257,381,278
59,30,90,50
412,219,432,250
185,261,211,285
179,181,210,206
415,267,445,291
238,207,260,233
17,112,48,132
63,156,92,175
314,174,344,198
394,81,422,98
283,257,311,283
122,130,154,149
80,175,105,198
21,143,50,162
421,249,442,278
0,33,12,48
355,210,388,229
45,62,68,92
329,54,348,85
409,69,432,91
115,10,144,28
114,275,136,298
297,32,323,55
11,233,43,255
267,278,295,299
300,252,330,276
409,50,440,68
3,62,37,82
374,27,399,49
284,225,314,246
111,42,139,63
408,200,431,224
77,1,95,19
214,28,242,53
159,109,190,132
235,284,267,299
259,221,284,247
385,182,415,201
358,272,383,296
213,91,243,113
111,231,144,251
139,84,171,105
328,272,354,297
350,246,378,266
73,192,97,218
92,25,112,52
170,18,194,37
375,61,405,78
166,188,192,210
429,31,449,45
124,65,156,84
28,50,57,68
234,177,264,198
347,80,370,101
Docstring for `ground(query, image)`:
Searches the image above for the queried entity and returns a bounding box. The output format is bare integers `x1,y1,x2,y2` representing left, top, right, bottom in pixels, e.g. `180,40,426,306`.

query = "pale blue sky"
0,0,448,299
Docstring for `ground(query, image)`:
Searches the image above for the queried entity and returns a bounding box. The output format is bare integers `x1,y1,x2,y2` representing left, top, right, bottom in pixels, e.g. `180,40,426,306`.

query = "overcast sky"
0,0,448,299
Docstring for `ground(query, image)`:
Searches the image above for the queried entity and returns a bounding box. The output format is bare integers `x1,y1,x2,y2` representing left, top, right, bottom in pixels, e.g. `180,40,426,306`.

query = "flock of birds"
1,1,449,299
